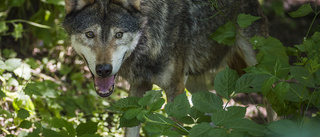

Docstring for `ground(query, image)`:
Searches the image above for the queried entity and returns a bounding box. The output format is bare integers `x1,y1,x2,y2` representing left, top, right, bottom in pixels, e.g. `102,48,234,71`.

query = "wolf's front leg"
124,81,152,137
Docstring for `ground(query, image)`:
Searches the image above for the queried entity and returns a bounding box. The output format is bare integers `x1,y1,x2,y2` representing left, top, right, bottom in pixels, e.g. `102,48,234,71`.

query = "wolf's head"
63,0,144,97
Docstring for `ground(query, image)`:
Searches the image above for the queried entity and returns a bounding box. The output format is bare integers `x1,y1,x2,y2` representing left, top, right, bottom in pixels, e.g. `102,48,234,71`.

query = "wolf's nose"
96,64,112,77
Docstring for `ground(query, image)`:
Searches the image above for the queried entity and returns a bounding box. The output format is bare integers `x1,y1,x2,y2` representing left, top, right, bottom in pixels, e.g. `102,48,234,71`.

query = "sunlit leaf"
237,14,261,28
289,4,313,18
210,21,236,46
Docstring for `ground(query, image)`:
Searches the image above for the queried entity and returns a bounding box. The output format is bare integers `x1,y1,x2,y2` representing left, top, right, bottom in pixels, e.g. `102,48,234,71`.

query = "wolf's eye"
115,32,123,39
85,31,95,38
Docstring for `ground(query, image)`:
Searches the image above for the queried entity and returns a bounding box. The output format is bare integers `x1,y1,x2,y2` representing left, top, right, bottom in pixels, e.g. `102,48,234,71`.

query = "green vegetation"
1,0,320,137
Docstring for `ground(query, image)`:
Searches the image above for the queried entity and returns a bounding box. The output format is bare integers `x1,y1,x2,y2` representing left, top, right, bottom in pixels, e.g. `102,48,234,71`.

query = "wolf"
63,0,268,136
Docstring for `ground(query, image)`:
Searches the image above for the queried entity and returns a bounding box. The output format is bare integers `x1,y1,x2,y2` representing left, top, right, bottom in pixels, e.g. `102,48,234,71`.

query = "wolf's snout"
96,64,112,77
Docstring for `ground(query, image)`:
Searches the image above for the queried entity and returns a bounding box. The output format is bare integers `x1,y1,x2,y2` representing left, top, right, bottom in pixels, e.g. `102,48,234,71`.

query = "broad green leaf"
162,129,181,137
224,119,266,136
18,108,30,119
268,120,299,136
235,74,269,93
120,116,141,128
19,120,32,129
144,123,164,134
310,91,320,109
0,60,6,70
177,116,194,124
43,128,61,137
12,23,23,39
0,21,8,33
146,113,175,125
149,98,165,111
289,4,313,18
311,31,320,42
111,97,140,111
139,90,163,107
123,107,142,120
237,14,261,28
211,106,246,126
188,122,212,137
189,107,205,120
76,121,98,136
192,92,223,113
290,66,315,87
24,82,42,96
214,67,239,99
14,63,32,80
250,36,288,65
50,117,65,128
207,128,228,137
285,83,309,102
165,92,190,118
5,58,22,71
274,82,290,103
261,77,276,95
210,21,236,46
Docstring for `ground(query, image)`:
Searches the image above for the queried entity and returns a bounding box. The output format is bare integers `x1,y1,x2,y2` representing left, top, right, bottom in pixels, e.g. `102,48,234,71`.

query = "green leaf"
285,83,309,102
43,128,61,137
211,106,246,126
12,23,23,39
189,107,205,120
210,21,236,46
123,107,142,120
0,60,6,70
14,63,32,80
144,123,164,134
50,117,65,128
261,77,276,95
273,82,290,103
192,92,223,113
0,21,8,33
188,122,212,137
5,58,22,71
18,108,30,119
76,121,98,136
268,120,299,136
111,97,140,111
250,36,288,65
207,128,228,137
214,67,239,99
289,4,314,18
149,98,165,111
119,116,141,128
165,92,190,118
138,90,163,107
162,129,181,137
24,82,42,96
224,119,266,136
235,74,269,93
237,14,261,28
290,66,315,87
310,91,320,109
19,120,32,129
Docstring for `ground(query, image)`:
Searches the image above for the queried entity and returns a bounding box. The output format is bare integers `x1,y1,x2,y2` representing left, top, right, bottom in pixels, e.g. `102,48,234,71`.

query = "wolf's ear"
65,0,95,14
112,0,140,11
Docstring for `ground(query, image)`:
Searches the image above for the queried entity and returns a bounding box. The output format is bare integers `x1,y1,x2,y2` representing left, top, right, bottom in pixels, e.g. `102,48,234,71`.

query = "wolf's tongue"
94,76,115,97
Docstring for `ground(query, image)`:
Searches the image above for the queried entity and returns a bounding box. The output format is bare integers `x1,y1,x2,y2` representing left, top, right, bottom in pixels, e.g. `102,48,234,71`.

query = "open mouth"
92,74,116,97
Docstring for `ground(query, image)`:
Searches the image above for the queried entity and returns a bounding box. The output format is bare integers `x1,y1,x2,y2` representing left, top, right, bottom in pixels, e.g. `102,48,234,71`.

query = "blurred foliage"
0,0,128,136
